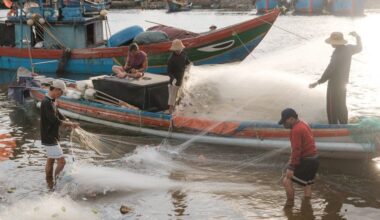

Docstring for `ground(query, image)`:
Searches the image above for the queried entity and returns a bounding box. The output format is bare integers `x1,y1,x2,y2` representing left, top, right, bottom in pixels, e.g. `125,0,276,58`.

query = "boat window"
86,23,95,46
0,22,15,47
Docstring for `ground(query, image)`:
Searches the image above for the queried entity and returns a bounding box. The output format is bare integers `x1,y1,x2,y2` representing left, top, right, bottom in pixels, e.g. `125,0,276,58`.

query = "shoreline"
2,0,380,10
109,0,380,10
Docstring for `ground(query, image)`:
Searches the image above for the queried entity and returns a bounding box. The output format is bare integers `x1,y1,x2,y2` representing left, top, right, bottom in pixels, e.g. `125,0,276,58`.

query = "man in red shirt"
278,108,319,207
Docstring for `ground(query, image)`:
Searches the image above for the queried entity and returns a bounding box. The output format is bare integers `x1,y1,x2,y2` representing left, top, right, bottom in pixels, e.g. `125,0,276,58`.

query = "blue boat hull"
256,0,278,14
330,0,364,16
294,0,324,14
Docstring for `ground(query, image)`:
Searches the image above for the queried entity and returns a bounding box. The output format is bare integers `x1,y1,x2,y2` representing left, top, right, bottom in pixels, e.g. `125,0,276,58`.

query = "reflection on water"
1,9,380,220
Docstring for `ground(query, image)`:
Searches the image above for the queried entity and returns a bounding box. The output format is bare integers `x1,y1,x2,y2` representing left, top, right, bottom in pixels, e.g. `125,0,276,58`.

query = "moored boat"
255,0,278,14
329,0,365,16
166,0,192,12
294,0,324,15
19,74,380,160
0,1,280,75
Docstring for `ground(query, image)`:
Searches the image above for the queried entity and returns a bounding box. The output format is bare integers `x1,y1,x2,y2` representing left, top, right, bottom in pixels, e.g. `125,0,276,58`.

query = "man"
112,43,148,79
41,79,78,189
167,39,191,114
278,108,319,207
309,31,362,124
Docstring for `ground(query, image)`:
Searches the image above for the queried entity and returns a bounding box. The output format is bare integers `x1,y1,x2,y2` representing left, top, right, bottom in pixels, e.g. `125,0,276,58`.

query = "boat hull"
167,0,192,12
330,0,364,16
256,0,278,14
294,0,324,14
0,10,280,75
30,88,378,159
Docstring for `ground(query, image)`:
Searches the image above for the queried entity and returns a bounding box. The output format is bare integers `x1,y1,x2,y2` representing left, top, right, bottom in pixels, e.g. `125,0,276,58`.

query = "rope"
232,31,256,60
34,21,66,49
24,33,35,73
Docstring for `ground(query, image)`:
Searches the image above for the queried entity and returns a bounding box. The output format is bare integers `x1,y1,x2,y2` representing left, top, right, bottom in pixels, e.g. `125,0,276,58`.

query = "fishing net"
349,117,380,152
69,128,158,158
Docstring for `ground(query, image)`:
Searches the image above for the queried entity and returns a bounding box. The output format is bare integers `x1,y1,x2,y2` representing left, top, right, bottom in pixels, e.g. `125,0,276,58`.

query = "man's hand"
286,169,294,179
349,31,359,38
309,82,318,89
63,121,79,129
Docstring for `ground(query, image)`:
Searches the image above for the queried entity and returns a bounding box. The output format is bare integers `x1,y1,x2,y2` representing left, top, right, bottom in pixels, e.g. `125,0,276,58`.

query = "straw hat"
325,32,347,46
170,39,185,51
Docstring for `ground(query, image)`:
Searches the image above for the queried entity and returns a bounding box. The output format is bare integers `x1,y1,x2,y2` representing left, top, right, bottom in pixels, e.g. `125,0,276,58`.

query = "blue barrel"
331,0,364,16
108,25,144,47
256,0,278,14
294,0,324,14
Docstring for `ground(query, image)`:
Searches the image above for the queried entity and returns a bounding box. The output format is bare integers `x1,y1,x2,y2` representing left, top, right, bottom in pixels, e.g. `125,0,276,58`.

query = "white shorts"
43,144,64,159
168,84,179,106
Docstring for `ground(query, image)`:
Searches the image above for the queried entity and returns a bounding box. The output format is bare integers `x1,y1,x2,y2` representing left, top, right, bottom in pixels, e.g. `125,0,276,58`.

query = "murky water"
1,9,380,220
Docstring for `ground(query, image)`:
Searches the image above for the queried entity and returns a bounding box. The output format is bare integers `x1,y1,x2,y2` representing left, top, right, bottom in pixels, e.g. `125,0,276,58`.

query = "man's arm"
123,55,130,70
309,56,335,88
349,31,362,55
288,129,302,171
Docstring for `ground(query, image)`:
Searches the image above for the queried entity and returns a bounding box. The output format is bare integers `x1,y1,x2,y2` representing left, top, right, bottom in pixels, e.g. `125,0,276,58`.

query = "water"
1,9,380,219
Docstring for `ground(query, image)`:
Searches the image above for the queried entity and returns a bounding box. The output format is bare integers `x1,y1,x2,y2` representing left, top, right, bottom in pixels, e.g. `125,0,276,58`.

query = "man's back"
289,121,318,169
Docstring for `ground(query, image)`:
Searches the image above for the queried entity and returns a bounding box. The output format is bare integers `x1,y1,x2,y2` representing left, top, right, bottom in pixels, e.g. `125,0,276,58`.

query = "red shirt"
288,120,318,170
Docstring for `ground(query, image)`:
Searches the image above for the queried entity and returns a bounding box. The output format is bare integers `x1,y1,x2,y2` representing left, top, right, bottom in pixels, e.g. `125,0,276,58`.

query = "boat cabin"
1,0,107,49
93,73,170,112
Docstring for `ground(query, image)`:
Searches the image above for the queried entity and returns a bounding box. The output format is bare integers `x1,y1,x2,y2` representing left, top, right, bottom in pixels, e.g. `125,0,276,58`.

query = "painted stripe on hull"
0,56,114,75
57,107,374,159
194,35,265,65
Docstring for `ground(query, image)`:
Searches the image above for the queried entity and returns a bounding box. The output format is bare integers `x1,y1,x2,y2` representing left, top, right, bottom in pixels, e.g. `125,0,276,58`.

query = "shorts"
43,144,64,159
168,84,179,106
291,156,319,186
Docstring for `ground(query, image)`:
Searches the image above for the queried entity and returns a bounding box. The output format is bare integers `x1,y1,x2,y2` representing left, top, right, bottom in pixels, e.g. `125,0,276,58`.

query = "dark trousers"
326,83,348,124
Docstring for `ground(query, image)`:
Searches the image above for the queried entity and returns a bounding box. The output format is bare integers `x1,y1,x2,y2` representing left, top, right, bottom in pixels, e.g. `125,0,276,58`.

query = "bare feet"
284,199,294,208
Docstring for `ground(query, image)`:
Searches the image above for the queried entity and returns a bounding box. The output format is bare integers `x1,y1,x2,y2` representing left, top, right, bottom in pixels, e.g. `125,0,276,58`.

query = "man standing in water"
41,80,78,189
309,31,362,124
167,39,191,114
278,108,319,207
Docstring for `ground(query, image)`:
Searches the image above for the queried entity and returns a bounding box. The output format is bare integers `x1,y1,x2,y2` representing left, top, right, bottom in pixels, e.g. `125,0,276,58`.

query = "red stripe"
32,89,352,139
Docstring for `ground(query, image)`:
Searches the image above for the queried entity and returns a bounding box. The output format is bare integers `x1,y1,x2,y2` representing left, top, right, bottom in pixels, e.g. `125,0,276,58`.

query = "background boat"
329,0,365,16
294,0,324,15
166,0,193,12
0,2,279,75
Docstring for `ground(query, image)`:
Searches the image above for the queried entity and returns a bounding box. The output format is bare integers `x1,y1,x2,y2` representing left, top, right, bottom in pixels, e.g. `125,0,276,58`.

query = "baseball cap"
278,108,298,125
52,79,67,92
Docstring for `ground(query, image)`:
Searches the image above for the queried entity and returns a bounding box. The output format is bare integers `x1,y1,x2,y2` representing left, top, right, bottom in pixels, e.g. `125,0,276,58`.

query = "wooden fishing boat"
329,0,365,16
23,74,380,160
166,0,192,13
294,0,324,15
255,0,278,14
0,1,280,75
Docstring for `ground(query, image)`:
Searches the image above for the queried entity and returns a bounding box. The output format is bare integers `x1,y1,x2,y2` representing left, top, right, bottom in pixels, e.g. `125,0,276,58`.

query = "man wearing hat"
309,31,362,124
167,39,191,114
41,79,78,189
278,108,319,207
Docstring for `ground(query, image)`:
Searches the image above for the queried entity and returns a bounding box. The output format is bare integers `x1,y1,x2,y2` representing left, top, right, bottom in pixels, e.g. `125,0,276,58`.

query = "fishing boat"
294,0,324,15
166,0,192,12
255,0,278,14
329,0,365,16
16,73,380,160
0,1,280,75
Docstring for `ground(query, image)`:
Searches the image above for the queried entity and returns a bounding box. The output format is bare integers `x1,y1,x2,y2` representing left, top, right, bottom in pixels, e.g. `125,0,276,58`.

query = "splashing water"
177,42,328,123
0,196,101,220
